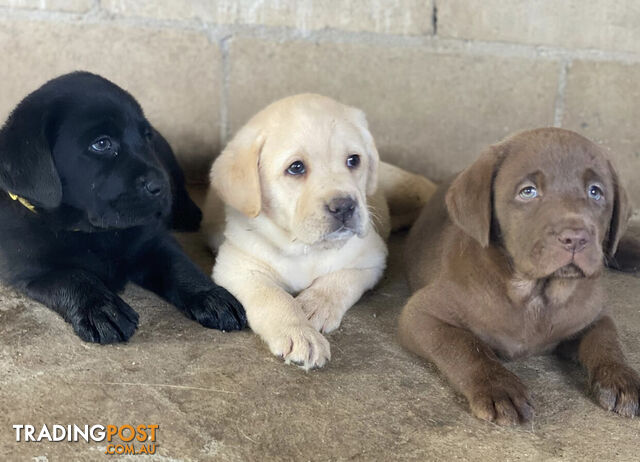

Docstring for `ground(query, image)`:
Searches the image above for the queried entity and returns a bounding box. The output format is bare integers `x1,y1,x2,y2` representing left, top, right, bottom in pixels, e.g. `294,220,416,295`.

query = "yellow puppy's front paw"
267,324,331,370
297,291,344,334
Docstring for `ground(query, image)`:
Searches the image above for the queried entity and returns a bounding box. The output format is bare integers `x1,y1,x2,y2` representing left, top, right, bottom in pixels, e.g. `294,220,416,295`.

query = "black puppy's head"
0,71,171,229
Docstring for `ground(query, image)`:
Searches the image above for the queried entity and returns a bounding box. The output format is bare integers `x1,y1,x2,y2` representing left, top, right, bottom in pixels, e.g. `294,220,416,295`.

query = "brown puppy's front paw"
468,369,534,426
590,363,640,417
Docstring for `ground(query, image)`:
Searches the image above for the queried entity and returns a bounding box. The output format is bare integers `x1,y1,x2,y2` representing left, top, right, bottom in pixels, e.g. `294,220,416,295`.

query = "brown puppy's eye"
518,185,538,200
286,160,306,176
346,154,360,169
588,184,604,201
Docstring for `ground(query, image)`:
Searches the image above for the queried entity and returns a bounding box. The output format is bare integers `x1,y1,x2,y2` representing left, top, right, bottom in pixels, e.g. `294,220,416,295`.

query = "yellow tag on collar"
8,192,37,214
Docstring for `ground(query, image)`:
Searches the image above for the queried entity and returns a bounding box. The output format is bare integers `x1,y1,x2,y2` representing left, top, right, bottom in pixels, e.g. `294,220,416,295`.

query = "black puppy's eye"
588,184,604,201
346,154,360,169
90,136,113,153
144,128,153,141
286,160,306,176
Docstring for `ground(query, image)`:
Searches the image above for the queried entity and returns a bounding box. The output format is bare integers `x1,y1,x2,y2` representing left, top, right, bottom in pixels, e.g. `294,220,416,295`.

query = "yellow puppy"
203,94,435,369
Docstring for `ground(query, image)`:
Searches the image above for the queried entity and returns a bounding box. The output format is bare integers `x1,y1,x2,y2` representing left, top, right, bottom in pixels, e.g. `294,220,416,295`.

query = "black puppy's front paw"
70,296,139,344
184,286,247,331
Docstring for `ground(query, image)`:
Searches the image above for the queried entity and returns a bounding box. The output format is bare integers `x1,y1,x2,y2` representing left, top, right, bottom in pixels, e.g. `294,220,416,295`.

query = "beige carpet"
1,222,640,461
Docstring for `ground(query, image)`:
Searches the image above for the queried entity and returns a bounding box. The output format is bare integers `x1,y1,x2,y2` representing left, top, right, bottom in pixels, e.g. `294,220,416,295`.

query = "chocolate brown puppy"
399,128,640,425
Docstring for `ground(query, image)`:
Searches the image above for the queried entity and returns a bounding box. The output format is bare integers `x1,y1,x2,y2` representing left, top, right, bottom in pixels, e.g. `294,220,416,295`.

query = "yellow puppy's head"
211,94,379,245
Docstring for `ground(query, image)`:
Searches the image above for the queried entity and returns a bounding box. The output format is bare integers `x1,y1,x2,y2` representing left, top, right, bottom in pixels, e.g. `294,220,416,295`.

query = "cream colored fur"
202,94,435,369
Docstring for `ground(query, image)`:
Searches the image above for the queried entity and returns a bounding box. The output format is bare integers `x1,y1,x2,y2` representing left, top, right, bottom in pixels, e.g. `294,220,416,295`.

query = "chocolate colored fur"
399,128,640,425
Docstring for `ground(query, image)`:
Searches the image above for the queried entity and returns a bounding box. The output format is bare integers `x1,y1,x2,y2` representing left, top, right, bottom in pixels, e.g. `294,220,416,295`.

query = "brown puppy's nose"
327,197,356,223
558,228,590,253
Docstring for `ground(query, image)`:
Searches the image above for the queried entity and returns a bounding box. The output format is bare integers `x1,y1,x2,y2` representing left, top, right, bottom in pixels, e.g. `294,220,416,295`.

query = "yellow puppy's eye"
346,154,360,169
518,185,538,200
286,160,306,175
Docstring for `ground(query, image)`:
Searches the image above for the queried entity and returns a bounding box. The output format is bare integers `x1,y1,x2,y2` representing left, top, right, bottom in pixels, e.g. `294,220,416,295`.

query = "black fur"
0,72,246,343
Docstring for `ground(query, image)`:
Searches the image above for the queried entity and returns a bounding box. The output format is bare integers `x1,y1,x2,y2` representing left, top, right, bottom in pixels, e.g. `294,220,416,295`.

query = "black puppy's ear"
150,128,202,231
0,101,62,209
605,160,631,258
445,146,502,248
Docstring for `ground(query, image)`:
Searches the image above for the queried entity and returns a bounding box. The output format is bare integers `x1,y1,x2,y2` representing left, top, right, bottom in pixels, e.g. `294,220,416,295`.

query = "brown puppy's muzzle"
536,218,601,278
557,228,590,253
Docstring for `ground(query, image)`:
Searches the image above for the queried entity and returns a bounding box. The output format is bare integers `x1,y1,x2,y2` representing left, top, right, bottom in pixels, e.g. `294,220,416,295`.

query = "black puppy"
0,72,246,343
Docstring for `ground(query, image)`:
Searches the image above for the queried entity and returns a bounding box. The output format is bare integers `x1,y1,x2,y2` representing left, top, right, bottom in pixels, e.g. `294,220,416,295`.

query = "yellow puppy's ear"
210,131,266,218
351,109,380,196
365,132,380,197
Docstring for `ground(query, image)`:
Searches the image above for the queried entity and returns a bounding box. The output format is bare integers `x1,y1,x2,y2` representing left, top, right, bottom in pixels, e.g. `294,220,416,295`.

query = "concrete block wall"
1,1,639,206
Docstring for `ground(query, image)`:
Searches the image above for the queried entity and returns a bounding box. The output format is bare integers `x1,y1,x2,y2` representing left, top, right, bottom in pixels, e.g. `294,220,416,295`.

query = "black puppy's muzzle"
138,174,168,199
87,170,172,229
144,179,164,196
138,171,172,220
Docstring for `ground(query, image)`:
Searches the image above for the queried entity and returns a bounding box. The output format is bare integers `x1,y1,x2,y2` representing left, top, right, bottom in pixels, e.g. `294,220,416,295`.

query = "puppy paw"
184,286,247,331
590,363,640,417
468,368,534,426
297,291,345,334
72,296,139,344
267,324,331,370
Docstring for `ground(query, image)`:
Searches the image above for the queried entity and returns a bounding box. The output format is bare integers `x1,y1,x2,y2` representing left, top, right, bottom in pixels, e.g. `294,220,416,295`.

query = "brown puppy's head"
211,94,379,245
446,128,630,280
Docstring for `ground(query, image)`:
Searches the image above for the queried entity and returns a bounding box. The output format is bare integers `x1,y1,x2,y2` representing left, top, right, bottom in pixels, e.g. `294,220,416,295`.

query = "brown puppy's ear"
0,101,62,209
210,129,265,218
445,146,502,248
604,160,631,257
351,109,379,195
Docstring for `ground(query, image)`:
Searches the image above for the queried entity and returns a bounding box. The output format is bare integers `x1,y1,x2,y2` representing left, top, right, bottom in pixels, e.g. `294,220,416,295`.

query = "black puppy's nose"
327,197,357,223
143,179,164,196
558,228,590,253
